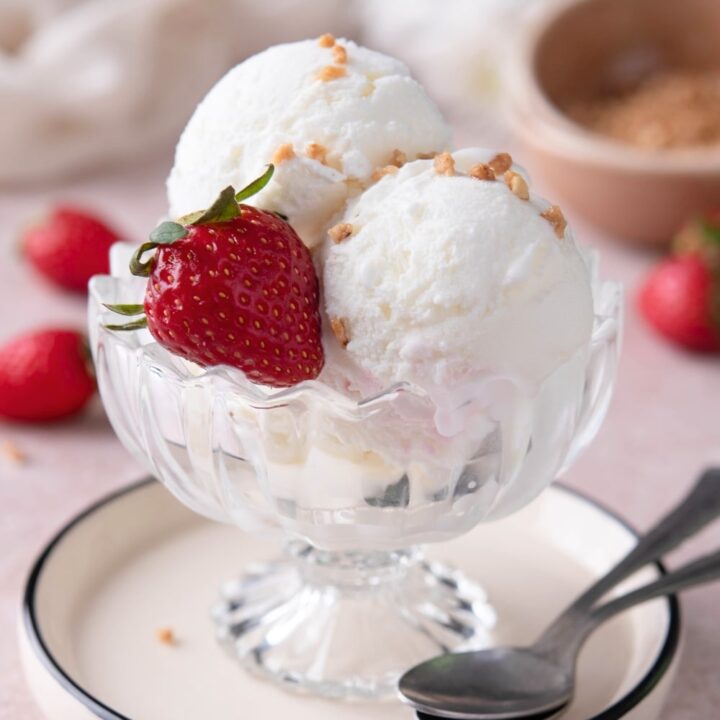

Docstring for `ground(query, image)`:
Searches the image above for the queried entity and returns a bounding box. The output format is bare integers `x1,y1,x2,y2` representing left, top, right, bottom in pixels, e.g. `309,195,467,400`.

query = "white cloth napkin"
0,0,354,183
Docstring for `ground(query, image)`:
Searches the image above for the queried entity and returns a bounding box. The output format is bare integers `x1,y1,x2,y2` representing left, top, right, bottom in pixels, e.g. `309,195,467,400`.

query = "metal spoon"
399,467,720,720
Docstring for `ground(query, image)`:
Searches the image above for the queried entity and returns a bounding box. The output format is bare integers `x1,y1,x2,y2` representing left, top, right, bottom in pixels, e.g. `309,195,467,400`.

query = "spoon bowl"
399,469,720,720
401,648,570,720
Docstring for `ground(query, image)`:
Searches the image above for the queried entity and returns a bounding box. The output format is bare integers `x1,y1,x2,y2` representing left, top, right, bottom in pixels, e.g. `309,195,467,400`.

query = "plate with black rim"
20,478,681,720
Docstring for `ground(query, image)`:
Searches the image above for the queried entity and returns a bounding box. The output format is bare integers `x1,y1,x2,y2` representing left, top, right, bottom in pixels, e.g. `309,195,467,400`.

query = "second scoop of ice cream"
322,149,594,395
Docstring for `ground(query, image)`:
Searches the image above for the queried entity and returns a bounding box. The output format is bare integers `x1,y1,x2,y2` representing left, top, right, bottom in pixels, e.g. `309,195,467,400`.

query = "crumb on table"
155,627,176,645
1,441,25,464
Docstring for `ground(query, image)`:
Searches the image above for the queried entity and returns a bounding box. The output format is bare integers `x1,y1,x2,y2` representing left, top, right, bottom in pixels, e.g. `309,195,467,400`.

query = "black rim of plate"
23,478,681,720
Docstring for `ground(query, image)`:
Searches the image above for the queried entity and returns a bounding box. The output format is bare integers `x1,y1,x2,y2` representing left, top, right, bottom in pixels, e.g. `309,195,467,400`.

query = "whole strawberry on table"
638,211,720,353
22,206,120,293
0,329,96,422
106,166,325,387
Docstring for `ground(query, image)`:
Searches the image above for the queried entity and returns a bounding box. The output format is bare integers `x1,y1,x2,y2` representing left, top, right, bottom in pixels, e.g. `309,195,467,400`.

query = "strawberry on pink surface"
107,167,324,387
23,206,121,292
0,329,96,422
638,254,720,353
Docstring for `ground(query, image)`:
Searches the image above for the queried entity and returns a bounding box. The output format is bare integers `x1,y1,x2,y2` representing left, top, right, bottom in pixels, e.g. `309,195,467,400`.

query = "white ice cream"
322,148,594,395
167,37,451,248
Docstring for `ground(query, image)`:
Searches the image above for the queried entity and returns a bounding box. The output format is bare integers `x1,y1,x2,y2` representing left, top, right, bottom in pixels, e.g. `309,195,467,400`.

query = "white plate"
19,479,681,720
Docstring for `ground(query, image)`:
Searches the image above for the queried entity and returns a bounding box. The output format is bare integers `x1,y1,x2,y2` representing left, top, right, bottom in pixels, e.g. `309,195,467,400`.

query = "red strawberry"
638,254,720,352
107,168,324,387
23,206,120,292
0,329,96,422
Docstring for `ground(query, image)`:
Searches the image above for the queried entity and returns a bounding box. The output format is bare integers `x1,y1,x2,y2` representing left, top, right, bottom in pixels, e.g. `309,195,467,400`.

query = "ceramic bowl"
508,0,720,246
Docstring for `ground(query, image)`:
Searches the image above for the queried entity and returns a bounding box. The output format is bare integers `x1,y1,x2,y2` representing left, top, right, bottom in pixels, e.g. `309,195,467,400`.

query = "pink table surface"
1,156,719,720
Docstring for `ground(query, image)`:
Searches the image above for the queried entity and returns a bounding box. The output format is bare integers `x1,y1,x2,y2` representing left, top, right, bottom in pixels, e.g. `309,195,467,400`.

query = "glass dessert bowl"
88,252,621,700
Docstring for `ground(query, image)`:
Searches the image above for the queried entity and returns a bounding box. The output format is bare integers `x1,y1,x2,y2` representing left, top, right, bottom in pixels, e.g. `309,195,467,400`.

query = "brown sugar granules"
563,69,720,149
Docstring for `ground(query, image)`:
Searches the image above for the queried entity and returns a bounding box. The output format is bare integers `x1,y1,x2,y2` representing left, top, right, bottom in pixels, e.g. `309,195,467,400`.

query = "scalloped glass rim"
88,249,619,418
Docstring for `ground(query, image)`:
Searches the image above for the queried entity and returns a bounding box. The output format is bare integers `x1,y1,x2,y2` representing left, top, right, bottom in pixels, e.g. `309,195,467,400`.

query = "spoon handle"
547,546,720,666
538,467,720,650
591,546,720,624
572,467,720,611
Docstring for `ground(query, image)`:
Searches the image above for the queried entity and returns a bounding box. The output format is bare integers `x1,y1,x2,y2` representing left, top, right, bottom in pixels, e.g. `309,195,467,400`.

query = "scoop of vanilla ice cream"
167,38,452,248
322,148,594,394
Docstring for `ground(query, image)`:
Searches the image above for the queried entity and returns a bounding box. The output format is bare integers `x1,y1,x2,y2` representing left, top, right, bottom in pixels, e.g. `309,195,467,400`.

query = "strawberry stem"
130,241,162,277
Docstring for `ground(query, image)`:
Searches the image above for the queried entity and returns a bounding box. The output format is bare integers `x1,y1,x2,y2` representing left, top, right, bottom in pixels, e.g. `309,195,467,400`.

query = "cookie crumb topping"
328,223,354,243
272,143,295,164
306,142,328,164
417,151,438,160
504,170,529,200
331,317,350,347
318,33,335,48
489,152,513,175
541,205,567,238
469,163,494,181
372,165,399,182
317,65,347,82
332,44,348,64
388,149,407,167
434,152,456,176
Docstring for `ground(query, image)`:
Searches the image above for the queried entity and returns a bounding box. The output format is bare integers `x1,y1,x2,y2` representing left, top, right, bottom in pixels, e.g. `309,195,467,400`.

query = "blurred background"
1,1,719,718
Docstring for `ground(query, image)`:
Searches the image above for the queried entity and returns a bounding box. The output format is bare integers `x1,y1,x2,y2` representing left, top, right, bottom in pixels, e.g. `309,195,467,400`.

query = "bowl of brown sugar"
509,0,720,246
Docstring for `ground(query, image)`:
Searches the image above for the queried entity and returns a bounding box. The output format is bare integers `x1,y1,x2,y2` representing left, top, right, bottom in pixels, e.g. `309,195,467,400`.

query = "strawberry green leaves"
150,222,190,244
105,317,149,331
102,303,145,316
108,165,277,332
177,165,275,226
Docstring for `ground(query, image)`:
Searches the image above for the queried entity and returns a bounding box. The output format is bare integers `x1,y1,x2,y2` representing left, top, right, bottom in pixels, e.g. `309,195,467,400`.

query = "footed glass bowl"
88,249,621,700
